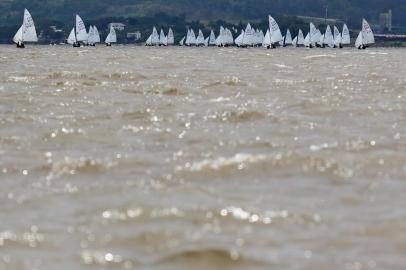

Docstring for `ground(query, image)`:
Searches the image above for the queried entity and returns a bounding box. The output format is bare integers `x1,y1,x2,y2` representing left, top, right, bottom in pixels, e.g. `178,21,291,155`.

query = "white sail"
209,30,216,45
284,29,293,45
151,27,159,45
185,30,190,45
67,28,76,44
355,31,363,48
304,33,310,47
87,25,94,43
269,15,283,44
333,26,342,47
22,9,38,42
190,29,197,46
159,29,167,45
105,27,117,44
235,30,244,46
292,36,298,47
318,34,325,46
216,26,224,46
242,23,253,46
324,26,334,48
297,29,305,45
226,28,234,45
341,24,351,45
315,29,322,46
93,26,100,43
179,37,185,46
196,29,205,46
262,29,271,47
13,26,23,43
13,9,38,43
362,19,375,45
146,34,152,45
259,30,265,45
310,23,319,44
167,28,174,45
75,15,87,42
204,37,209,47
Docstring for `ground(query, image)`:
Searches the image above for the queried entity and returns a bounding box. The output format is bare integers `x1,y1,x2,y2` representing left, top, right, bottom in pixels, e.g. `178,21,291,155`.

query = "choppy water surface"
0,45,405,270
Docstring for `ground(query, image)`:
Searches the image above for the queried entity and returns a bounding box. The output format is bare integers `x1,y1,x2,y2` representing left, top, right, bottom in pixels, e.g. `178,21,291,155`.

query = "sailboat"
297,29,305,47
67,28,76,45
87,25,101,46
235,30,244,47
341,24,351,46
159,29,167,46
242,24,253,47
196,29,205,46
309,23,319,48
167,28,174,45
284,29,293,46
204,37,209,47
333,26,342,48
105,26,117,46
179,36,185,46
209,30,216,46
356,19,375,49
226,28,234,46
323,25,334,48
269,15,283,48
292,36,298,47
189,29,197,46
13,9,38,48
262,29,271,48
87,25,94,46
72,14,88,47
304,33,310,47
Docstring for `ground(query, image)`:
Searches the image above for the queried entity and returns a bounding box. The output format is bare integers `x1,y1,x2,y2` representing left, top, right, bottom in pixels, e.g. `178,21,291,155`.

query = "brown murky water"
0,45,405,270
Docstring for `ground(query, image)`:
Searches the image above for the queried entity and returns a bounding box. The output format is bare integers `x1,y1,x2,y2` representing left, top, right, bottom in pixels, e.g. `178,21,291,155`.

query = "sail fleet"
11,9,376,50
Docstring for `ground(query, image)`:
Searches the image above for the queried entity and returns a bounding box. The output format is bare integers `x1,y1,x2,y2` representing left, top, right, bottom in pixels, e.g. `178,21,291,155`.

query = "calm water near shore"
0,45,405,270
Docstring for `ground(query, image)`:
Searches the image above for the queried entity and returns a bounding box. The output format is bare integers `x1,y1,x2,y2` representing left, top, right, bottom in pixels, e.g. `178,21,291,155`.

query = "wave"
208,110,266,123
158,248,256,266
44,157,117,180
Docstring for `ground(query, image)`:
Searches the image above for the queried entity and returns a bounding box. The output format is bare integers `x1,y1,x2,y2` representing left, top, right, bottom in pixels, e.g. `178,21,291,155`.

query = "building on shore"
127,32,142,42
380,10,392,32
107,23,125,31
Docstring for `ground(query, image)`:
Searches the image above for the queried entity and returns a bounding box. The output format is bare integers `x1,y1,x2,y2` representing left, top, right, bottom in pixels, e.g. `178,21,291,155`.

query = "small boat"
309,23,319,48
105,26,117,46
225,28,234,46
204,37,209,47
262,29,271,48
284,29,293,46
196,29,205,46
292,36,298,47
188,29,197,46
356,19,375,49
241,24,253,47
209,30,216,46
179,36,185,46
297,29,305,46
73,14,88,47
13,9,38,48
269,15,283,48
167,28,174,45
323,25,334,48
304,33,310,47
341,24,351,46
333,26,342,48
235,30,244,47
159,29,167,46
